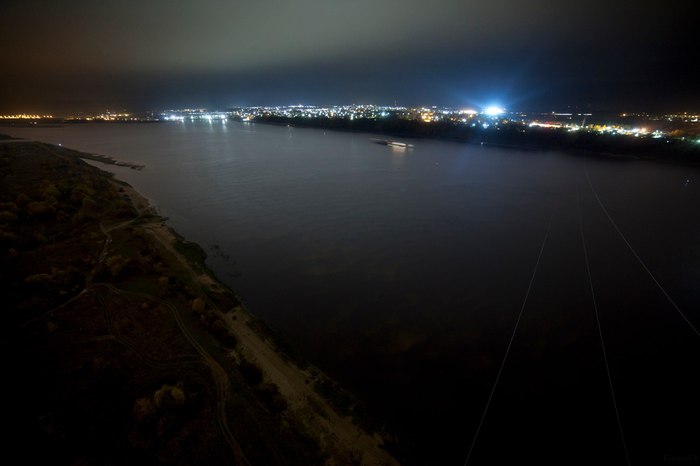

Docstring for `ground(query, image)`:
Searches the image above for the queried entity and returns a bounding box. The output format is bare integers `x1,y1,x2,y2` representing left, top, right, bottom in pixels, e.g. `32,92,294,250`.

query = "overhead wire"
463,217,553,465
577,189,631,466
584,166,699,337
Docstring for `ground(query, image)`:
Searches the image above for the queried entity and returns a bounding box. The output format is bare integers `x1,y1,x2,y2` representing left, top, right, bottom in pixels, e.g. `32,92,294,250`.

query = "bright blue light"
483,106,505,116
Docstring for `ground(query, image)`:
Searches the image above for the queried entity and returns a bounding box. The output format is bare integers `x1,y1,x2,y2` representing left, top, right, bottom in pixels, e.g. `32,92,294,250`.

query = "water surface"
6,122,699,464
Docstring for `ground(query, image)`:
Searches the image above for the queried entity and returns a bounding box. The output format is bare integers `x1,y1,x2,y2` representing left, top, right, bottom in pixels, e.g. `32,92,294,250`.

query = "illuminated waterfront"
5,105,699,144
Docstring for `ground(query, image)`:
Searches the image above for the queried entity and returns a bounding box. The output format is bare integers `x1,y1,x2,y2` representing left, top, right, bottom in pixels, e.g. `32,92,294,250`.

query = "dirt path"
141,222,220,289
114,180,398,465
112,285,250,465
226,309,397,465
94,184,249,464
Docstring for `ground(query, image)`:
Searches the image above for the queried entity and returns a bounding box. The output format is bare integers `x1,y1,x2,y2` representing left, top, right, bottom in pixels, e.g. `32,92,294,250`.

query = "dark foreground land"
0,140,397,465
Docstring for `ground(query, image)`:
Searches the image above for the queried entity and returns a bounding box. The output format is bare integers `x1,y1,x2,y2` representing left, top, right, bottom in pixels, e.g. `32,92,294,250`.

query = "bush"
0,202,19,214
0,211,18,223
132,397,156,424
24,273,53,285
256,383,287,415
154,384,186,410
15,193,29,206
105,255,132,278
191,297,205,313
313,378,355,417
0,224,17,242
70,183,95,204
239,359,263,386
210,318,227,334
27,201,54,219
209,318,238,347
43,184,61,201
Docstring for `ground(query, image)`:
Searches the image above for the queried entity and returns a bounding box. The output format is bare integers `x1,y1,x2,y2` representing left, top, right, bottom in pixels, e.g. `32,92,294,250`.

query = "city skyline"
1,0,697,113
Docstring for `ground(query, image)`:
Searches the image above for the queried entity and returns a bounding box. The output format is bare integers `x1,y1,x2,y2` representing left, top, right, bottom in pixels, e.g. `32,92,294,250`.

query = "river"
5,121,699,464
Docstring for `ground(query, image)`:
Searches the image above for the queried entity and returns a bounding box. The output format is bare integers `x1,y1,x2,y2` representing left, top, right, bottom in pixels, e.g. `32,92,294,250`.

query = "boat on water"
370,138,414,148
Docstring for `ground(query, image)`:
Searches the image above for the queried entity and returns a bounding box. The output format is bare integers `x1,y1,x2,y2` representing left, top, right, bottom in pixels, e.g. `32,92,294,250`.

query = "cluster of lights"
663,113,699,123
233,104,692,142
0,114,53,119
530,121,565,129
228,104,401,121
161,111,228,122
588,124,653,137
237,105,499,123
10,103,693,144
63,111,160,122
622,112,699,123
230,105,509,124
75,112,133,122
528,121,669,138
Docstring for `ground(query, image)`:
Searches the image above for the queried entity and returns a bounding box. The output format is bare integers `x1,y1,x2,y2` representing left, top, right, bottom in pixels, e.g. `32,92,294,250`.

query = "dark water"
6,122,700,464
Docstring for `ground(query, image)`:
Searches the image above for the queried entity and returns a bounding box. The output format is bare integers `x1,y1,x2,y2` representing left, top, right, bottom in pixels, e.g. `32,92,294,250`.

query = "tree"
27,201,54,219
191,298,205,313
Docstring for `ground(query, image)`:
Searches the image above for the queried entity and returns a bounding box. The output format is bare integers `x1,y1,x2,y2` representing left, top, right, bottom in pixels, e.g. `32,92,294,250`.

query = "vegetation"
239,358,264,385
313,377,373,433
2,141,328,464
173,235,208,268
247,318,310,370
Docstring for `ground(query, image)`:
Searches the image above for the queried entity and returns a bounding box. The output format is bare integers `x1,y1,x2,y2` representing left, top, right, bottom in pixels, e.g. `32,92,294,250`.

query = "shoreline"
4,138,398,465
114,164,399,465
250,117,700,165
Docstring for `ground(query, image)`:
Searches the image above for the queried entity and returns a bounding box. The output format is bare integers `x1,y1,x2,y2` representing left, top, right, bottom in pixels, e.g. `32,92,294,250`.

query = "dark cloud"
1,0,697,113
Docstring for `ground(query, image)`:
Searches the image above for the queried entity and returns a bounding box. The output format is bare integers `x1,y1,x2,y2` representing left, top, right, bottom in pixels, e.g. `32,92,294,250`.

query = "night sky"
1,0,697,113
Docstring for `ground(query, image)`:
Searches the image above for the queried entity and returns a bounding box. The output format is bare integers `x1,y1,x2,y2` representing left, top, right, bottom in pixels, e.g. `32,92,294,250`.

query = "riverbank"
2,139,397,465
251,115,700,164
127,187,398,465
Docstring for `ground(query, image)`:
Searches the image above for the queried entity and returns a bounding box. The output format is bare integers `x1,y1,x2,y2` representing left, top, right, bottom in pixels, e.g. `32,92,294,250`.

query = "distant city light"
8,105,695,146
483,106,505,116
0,114,53,119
